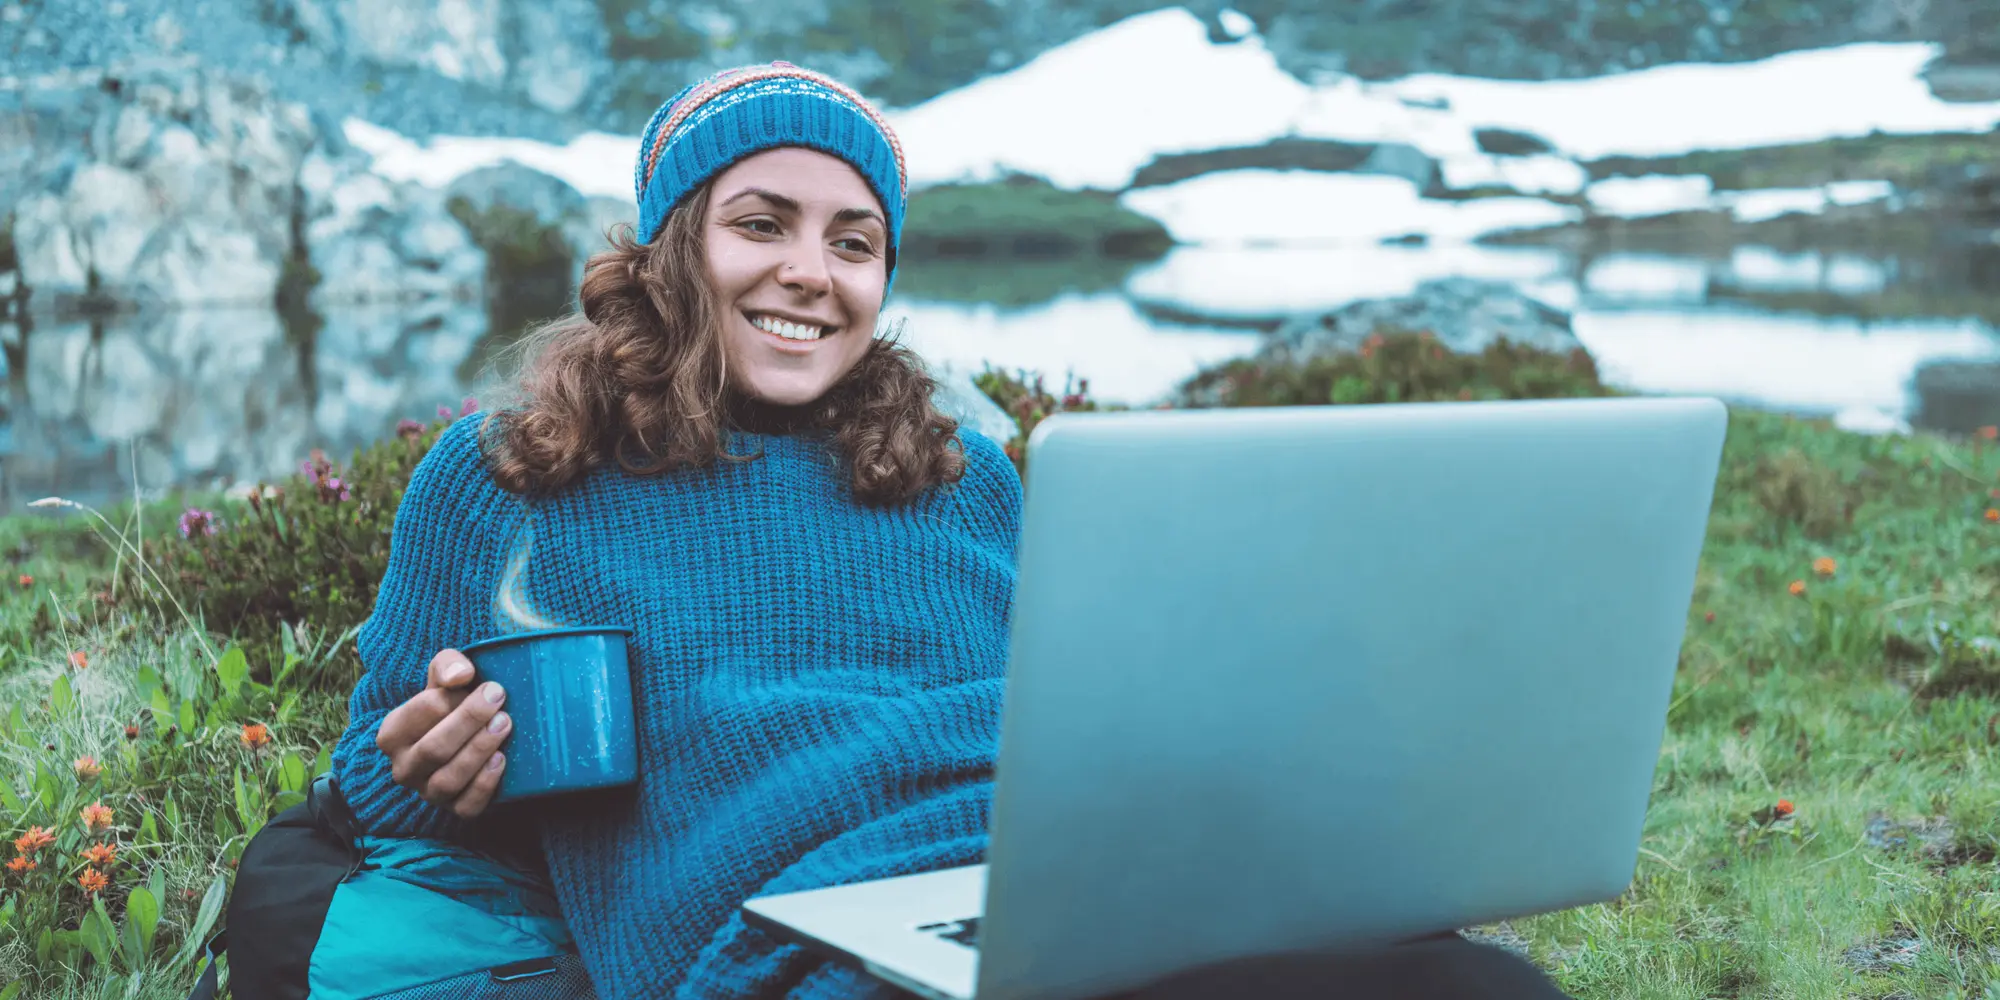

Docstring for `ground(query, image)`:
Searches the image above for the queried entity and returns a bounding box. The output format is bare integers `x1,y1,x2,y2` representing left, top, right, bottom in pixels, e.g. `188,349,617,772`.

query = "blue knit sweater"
330,414,1021,999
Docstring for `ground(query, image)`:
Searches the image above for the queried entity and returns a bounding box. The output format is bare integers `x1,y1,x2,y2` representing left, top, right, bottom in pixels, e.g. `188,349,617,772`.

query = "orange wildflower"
240,724,272,749
80,843,116,867
1812,557,1837,577
77,868,108,894
1987,509,1999,523
79,802,113,833
1788,580,1807,597
1704,611,1716,623
12,826,53,853
1981,426,1998,441
5,856,33,873
73,756,100,781
1774,799,1795,819
15,575,29,587
68,650,87,670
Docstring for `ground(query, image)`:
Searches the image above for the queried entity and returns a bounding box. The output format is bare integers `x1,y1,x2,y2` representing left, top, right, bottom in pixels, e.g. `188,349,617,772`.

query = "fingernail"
486,752,505,771
482,682,505,705
488,711,509,734
445,661,472,683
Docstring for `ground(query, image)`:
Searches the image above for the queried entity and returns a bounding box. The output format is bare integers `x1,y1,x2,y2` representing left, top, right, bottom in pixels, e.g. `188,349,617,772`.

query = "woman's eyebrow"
716,189,882,228
717,188,800,213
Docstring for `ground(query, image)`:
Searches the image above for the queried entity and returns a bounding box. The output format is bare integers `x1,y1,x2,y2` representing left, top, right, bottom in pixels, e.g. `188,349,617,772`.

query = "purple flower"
397,418,424,439
459,396,479,416
438,404,453,420
178,508,218,539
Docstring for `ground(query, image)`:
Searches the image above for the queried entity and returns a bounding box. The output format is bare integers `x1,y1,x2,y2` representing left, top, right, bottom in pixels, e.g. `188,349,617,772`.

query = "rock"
564,196,639,283
1473,128,1557,157
301,151,487,305
1269,278,1585,362
510,0,611,115
445,162,585,230
927,363,1021,446
5,64,313,309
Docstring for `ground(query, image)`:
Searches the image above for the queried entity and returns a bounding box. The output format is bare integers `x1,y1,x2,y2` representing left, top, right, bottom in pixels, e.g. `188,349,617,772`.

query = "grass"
8,349,2000,995
1586,130,2000,193
901,174,1174,261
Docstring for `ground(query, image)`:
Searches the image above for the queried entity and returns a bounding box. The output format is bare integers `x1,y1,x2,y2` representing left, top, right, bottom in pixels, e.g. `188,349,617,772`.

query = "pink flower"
437,404,453,420
459,396,479,416
177,508,218,539
396,418,425,439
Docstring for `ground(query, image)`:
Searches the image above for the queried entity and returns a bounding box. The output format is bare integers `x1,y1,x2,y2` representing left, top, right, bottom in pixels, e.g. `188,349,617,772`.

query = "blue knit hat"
633,62,907,296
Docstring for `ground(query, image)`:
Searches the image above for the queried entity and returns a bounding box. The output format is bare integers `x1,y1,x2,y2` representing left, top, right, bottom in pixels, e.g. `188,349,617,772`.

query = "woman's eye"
739,219,780,235
835,238,876,255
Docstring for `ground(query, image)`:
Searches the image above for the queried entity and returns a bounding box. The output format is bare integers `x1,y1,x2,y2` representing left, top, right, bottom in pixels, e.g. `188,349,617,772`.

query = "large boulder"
4,63,315,310
1268,278,1584,362
1,62,489,313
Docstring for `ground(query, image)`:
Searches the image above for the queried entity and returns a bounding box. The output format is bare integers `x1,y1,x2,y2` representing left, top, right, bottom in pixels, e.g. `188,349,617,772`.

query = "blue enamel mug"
458,626,638,804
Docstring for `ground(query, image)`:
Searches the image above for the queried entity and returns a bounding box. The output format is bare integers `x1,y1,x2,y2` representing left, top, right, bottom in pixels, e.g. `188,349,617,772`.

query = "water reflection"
8,240,2000,507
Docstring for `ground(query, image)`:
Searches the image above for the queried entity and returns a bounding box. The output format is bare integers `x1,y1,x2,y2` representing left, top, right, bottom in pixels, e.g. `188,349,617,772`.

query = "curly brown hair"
481,184,967,507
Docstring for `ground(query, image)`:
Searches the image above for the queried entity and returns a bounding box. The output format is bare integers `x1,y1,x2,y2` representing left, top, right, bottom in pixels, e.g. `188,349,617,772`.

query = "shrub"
972,367,1106,475
141,408,465,687
1752,447,1856,541
1177,330,1610,408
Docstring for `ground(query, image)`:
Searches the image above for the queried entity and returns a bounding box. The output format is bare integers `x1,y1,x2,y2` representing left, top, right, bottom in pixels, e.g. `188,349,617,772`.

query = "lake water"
7,239,2000,508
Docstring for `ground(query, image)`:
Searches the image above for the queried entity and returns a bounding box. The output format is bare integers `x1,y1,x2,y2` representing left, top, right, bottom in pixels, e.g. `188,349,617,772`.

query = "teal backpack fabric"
191,775,593,999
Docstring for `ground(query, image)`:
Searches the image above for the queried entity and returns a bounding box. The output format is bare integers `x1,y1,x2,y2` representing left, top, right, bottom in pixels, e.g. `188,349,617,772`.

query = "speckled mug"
459,626,638,804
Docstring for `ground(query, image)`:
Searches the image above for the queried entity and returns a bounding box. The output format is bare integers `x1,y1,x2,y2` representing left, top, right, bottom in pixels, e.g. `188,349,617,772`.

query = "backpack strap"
182,928,228,1000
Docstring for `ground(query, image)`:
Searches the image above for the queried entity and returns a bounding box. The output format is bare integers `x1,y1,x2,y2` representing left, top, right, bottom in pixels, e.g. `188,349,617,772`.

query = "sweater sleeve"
330,414,524,840
953,428,1025,561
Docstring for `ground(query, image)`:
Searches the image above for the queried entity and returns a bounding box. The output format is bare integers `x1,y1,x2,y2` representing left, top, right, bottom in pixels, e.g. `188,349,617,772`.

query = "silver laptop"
743,397,1728,1000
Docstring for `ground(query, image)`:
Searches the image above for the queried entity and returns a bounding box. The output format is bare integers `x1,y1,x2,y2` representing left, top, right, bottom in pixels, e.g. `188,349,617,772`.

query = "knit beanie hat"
633,62,908,296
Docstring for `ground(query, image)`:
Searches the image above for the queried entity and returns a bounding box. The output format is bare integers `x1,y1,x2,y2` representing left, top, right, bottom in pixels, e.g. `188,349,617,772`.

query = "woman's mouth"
747,312,835,342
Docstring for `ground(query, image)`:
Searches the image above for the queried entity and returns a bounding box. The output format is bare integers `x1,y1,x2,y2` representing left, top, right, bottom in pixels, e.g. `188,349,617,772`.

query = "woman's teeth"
751,315,827,341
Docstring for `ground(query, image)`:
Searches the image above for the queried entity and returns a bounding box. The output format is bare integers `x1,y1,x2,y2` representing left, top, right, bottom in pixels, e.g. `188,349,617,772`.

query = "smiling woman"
221,60,1572,1000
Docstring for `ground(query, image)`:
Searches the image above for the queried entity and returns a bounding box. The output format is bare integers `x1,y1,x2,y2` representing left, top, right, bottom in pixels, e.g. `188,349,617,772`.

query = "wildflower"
124,725,139,740
241,723,272,749
73,756,100,781
5,856,33,873
80,843,116,867
15,575,29,587
1774,799,1796,819
177,507,218,539
1813,557,1837,577
460,396,479,416
1788,580,1807,597
1704,611,1716,623
13,827,53,853
1981,426,1998,441
1988,509,1999,523
77,868,108,894
80,802,113,832
68,650,87,670
438,404,454,420
396,418,425,439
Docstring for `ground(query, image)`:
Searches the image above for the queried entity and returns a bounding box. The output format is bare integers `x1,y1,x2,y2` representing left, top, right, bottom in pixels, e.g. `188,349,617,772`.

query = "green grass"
902,174,1174,261
9,353,2000,995
1587,130,2000,192
1494,411,2000,999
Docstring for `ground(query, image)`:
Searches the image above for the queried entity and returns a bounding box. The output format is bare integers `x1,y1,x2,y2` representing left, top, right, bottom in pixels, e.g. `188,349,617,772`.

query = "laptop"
743,396,1728,1000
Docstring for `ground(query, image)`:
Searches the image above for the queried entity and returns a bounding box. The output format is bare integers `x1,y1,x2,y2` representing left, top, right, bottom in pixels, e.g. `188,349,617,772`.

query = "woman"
286,63,1573,999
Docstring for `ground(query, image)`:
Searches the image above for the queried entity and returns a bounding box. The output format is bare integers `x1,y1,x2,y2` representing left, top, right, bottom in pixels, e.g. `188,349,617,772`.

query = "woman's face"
702,147,889,407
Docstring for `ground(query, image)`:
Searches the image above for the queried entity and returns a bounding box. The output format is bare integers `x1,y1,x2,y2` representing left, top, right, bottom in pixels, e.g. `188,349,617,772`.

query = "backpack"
187,774,595,1000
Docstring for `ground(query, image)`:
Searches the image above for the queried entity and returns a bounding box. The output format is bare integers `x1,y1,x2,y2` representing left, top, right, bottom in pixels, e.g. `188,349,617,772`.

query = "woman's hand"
375,650,511,819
